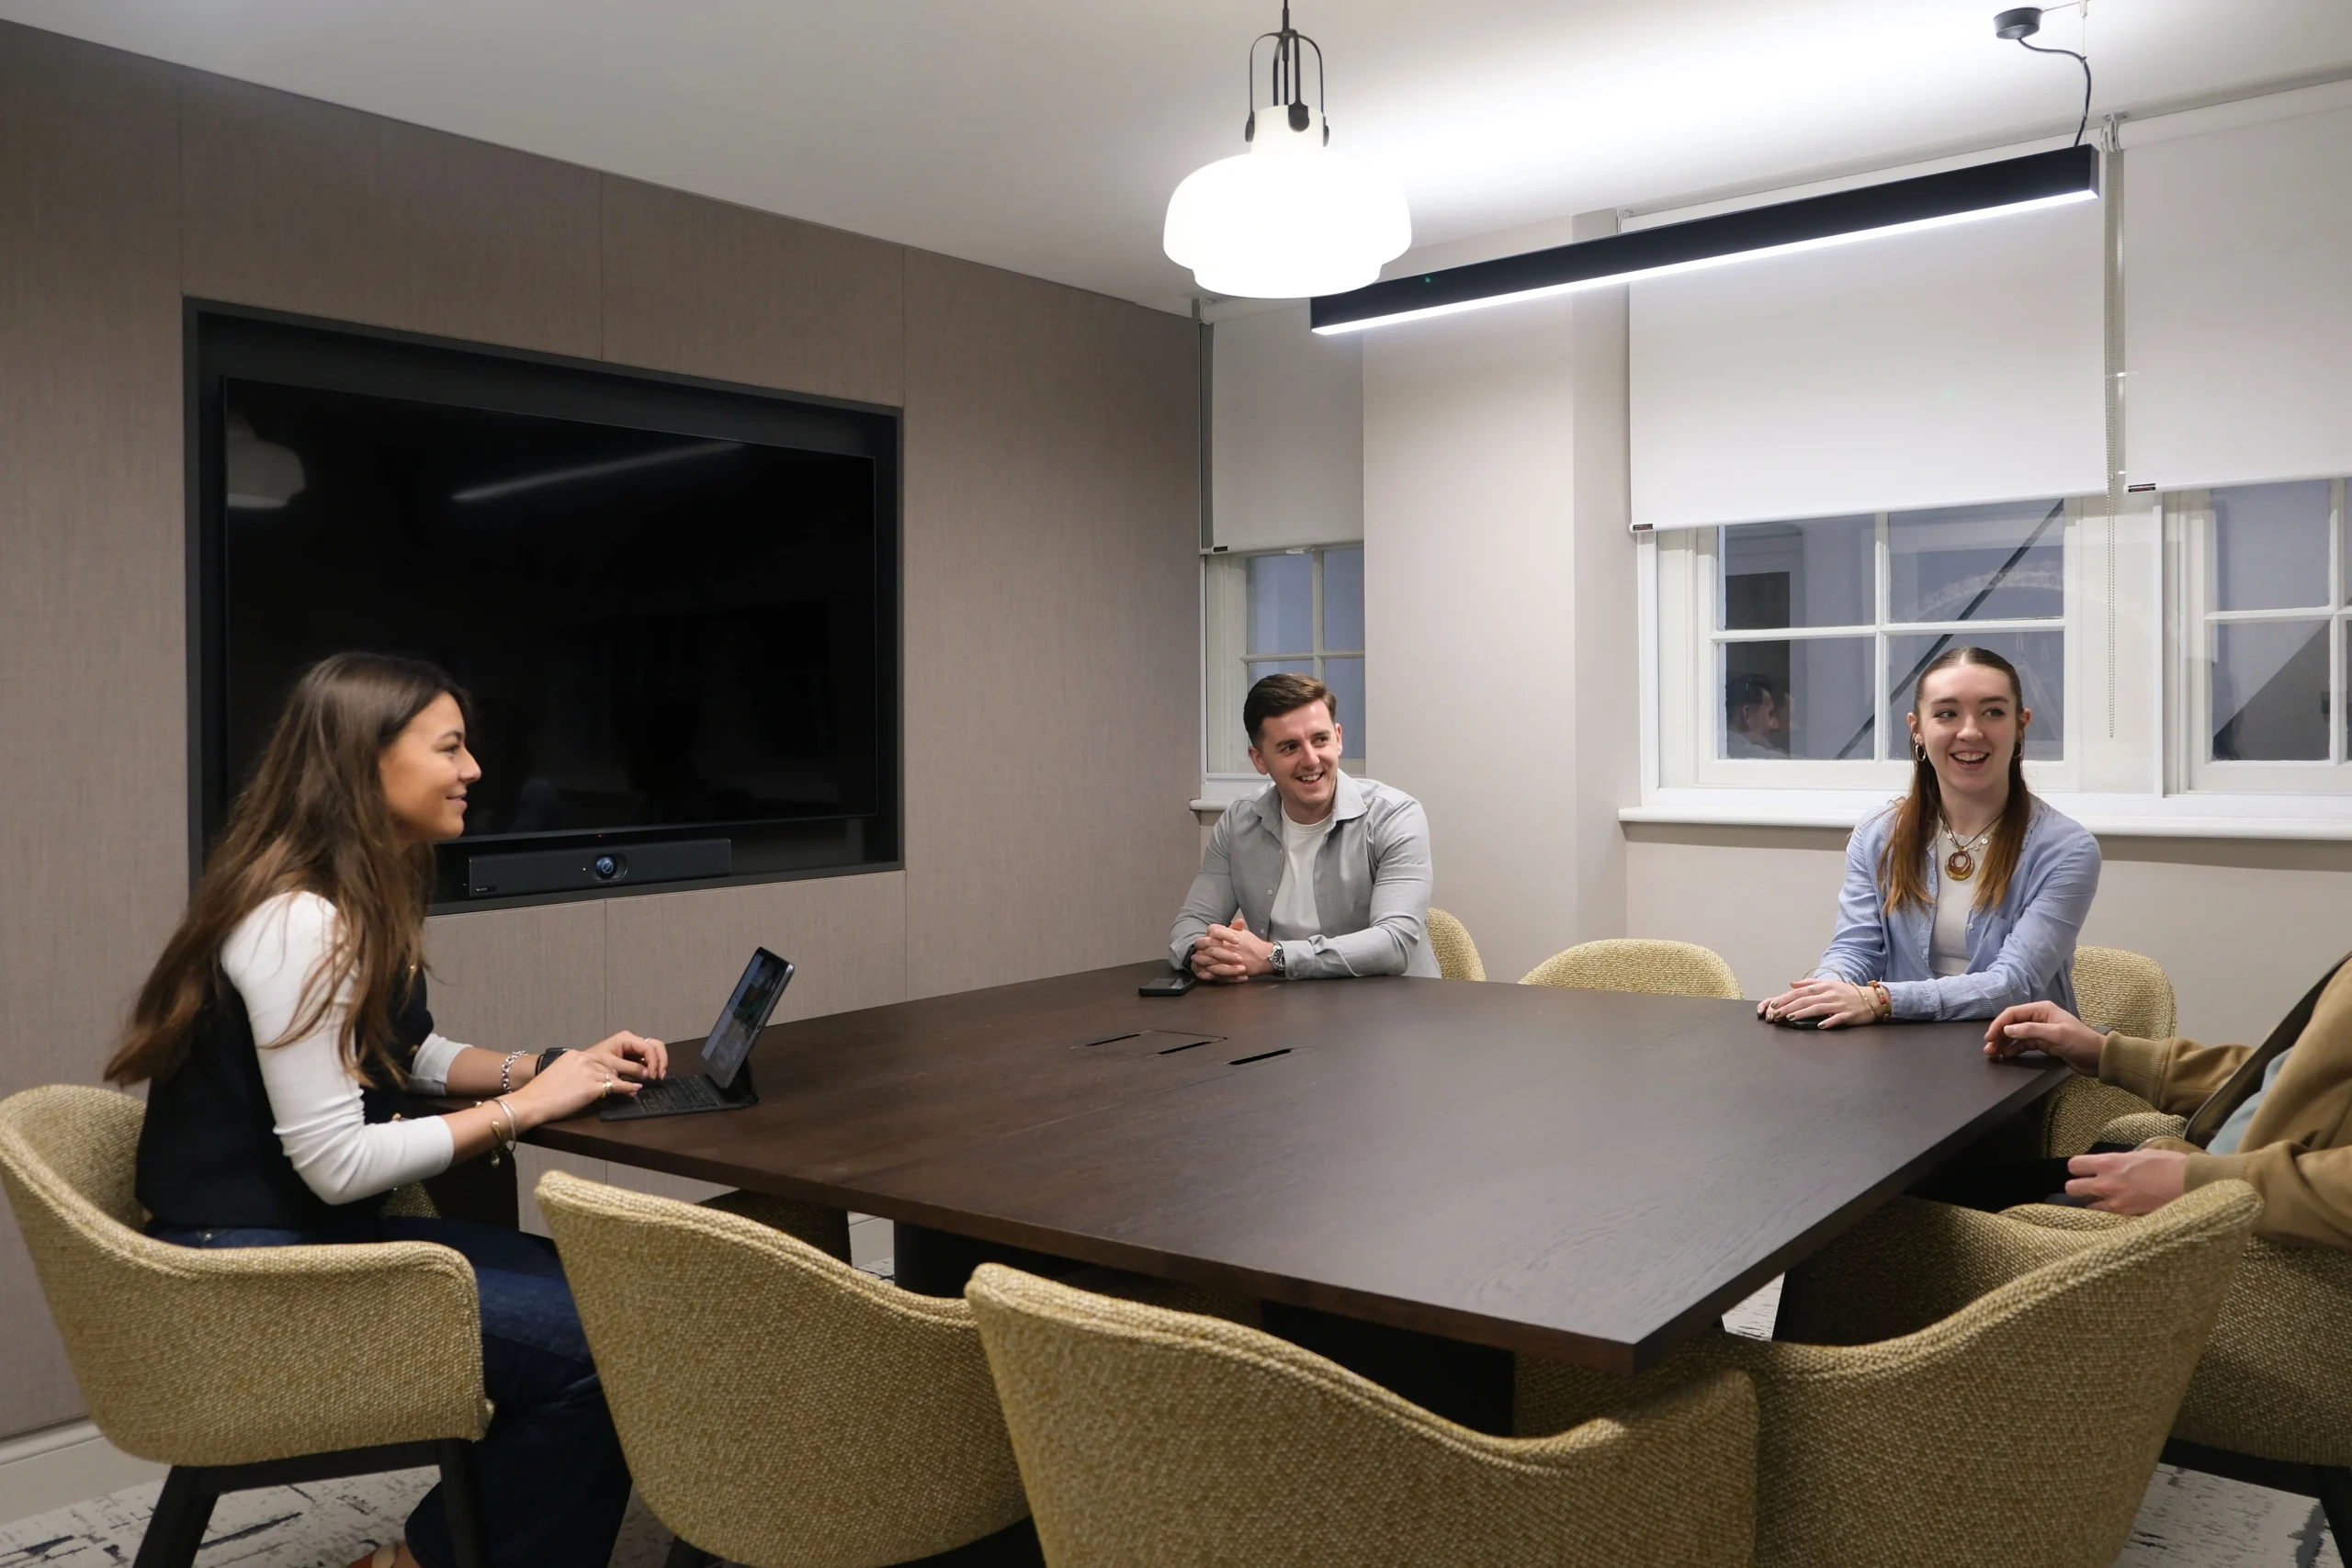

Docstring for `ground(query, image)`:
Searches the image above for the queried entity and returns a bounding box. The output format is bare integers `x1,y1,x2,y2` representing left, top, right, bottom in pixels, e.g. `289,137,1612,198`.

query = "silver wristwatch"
1269,942,1288,978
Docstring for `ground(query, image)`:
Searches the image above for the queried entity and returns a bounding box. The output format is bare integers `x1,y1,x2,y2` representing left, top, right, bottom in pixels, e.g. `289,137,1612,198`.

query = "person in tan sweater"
1986,955,2352,1247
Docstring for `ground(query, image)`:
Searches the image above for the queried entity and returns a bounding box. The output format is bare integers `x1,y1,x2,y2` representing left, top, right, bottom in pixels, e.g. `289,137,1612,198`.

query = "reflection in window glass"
1888,501,2065,624
2212,620,2330,761
1720,516,1872,630
1322,547,1364,650
1246,553,1314,653
1322,657,1365,757
1883,631,2065,763
1720,637,1872,760
2213,480,2332,613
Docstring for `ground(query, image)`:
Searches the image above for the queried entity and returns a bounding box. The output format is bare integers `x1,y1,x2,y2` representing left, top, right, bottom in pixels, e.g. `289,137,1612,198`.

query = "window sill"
1624,789,2352,841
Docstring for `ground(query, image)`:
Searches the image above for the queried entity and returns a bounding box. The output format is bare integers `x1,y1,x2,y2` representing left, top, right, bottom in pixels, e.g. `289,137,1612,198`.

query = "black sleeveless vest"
135,970,434,1232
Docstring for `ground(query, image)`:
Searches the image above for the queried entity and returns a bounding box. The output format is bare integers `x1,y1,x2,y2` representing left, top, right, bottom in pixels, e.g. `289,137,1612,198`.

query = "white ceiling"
6,0,2349,313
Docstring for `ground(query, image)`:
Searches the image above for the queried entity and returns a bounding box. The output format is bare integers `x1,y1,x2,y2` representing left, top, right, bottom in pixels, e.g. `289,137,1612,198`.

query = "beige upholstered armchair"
0,1085,492,1568
1520,938,1744,999
2038,945,2178,1156
535,1169,1031,1568
967,1262,1758,1568
1425,907,1487,981
1522,1180,2259,1568
1993,1198,2352,1543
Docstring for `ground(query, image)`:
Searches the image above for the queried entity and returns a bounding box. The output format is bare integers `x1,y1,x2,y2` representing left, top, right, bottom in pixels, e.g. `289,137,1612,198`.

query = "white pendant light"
1163,5,1409,299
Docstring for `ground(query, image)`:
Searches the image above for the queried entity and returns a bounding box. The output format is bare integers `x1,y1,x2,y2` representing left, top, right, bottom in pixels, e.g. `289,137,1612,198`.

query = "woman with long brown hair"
1758,645,2101,1028
112,652,666,1568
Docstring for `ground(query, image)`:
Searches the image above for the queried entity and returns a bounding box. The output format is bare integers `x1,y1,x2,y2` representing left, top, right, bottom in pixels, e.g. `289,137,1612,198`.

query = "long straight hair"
1877,645,2035,915
108,653,469,1087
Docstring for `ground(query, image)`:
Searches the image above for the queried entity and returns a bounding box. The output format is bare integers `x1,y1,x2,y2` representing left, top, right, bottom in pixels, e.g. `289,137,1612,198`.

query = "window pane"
1720,637,1871,760
1884,631,2064,762
1888,500,2065,624
1246,554,1314,653
1245,658,1315,692
1321,547,1364,650
1719,517,1872,630
2213,480,2332,612
1322,657,1365,758
2212,620,2330,761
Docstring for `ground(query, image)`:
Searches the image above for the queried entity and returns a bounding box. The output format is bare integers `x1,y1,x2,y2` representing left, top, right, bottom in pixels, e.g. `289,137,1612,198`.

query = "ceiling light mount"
1996,6,2093,147
1163,3,1410,299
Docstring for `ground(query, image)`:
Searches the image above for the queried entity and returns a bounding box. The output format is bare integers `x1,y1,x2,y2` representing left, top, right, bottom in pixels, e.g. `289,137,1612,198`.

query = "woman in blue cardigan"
1759,646,2101,1028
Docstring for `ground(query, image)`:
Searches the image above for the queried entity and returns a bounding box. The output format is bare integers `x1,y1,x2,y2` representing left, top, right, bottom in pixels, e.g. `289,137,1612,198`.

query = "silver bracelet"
499,1051,526,1094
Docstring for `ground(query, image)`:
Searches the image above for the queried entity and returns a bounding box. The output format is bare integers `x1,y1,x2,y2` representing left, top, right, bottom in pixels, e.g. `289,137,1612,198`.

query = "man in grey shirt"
1171,672,1437,982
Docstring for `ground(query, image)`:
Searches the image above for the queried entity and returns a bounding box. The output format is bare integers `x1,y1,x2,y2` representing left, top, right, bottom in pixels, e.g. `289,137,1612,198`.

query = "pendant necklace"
1942,821,1994,882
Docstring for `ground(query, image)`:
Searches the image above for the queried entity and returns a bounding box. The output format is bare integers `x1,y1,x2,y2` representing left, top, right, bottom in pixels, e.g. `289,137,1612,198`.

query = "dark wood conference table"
525,961,2068,1387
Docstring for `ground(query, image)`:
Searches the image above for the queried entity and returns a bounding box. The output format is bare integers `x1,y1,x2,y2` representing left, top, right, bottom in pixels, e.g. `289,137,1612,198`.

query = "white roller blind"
2124,102,2352,490
1209,302,1363,550
1630,194,2105,529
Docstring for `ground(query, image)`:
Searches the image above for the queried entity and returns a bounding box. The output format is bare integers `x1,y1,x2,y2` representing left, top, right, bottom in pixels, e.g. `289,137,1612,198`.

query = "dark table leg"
891,1223,1088,1297
1260,1302,1516,1436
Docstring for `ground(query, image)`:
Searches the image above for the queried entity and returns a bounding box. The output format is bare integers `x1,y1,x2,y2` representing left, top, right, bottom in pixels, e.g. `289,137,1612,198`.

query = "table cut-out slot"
1156,1038,1214,1055
1076,1032,1142,1048
1227,1048,1292,1066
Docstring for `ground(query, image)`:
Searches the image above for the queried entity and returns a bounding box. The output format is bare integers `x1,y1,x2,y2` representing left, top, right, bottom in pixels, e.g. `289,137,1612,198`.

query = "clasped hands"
1190,914,1277,984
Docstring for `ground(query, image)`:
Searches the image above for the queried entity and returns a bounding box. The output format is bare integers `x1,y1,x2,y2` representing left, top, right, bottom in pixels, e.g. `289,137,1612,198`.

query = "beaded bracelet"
498,1050,526,1094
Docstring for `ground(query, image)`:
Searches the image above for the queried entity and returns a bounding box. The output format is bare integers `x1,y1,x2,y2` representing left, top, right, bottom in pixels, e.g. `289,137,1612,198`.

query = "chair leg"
664,1539,718,1567
434,1439,493,1568
2314,1466,2352,1550
131,1466,218,1568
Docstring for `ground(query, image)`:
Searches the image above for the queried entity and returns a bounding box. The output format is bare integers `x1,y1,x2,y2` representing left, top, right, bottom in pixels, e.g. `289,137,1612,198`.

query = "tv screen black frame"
187,302,903,910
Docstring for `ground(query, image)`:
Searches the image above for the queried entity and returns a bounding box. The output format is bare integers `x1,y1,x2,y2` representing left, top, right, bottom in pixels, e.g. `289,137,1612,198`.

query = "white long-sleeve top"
224,892,463,1206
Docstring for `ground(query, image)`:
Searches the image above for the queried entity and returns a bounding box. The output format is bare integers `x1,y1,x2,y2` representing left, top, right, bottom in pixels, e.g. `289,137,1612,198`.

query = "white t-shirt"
224,892,465,1205
1929,858,1974,978
1267,808,1335,942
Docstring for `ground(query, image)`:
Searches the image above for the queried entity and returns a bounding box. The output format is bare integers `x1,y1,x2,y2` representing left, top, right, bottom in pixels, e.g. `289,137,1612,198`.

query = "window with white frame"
1657,499,2079,791
2172,479,2351,793
1203,545,1364,783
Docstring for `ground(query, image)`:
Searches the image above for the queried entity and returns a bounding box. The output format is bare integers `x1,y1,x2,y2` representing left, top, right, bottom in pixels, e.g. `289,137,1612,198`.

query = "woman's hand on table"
511,1032,665,1125
1758,977,1880,1029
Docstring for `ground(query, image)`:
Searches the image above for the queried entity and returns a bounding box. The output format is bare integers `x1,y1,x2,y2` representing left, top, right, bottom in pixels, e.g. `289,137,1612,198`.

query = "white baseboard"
0,1419,166,1529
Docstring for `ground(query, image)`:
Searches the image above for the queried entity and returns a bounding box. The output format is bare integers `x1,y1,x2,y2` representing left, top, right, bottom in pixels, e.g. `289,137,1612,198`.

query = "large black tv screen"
194,310,900,901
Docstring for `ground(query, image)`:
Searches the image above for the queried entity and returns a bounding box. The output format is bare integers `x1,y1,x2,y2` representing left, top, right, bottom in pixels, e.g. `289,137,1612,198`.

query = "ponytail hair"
1876,645,2034,914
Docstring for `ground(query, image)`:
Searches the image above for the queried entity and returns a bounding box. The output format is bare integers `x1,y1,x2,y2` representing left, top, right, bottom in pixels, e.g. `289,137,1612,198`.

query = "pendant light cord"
2013,36,2092,147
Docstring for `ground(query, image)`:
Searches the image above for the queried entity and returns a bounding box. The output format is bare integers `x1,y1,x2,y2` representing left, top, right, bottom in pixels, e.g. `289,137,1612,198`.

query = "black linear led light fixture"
1308,142,2099,335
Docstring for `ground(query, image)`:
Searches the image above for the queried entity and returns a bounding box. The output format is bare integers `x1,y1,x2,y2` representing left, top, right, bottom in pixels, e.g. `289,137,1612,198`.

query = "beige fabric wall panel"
601,871,909,1044
600,176,905,406
0,23,186,1435
1626,829,2352,1043
180,72,603,357
900,251,1199,998
424,900,610,1051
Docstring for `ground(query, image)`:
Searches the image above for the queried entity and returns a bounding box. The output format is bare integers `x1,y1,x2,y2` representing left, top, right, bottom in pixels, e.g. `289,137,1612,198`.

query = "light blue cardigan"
1812,797,2101,1021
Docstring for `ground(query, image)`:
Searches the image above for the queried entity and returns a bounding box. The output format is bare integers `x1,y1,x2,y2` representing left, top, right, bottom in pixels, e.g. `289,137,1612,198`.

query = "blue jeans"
148,1214,631,1568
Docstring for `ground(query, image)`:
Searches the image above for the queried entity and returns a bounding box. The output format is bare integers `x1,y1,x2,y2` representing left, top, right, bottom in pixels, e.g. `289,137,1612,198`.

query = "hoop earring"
1913,741,1927,763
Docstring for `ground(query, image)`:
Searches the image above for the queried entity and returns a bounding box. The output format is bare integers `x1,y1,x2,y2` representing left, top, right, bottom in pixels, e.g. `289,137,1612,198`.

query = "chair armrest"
2097,1111,2189,1148
68,1235,488,1467
2041,1078,2160,1157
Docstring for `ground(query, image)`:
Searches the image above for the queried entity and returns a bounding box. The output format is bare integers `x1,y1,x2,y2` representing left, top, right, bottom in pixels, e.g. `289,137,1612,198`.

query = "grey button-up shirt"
1170,772,1437,979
